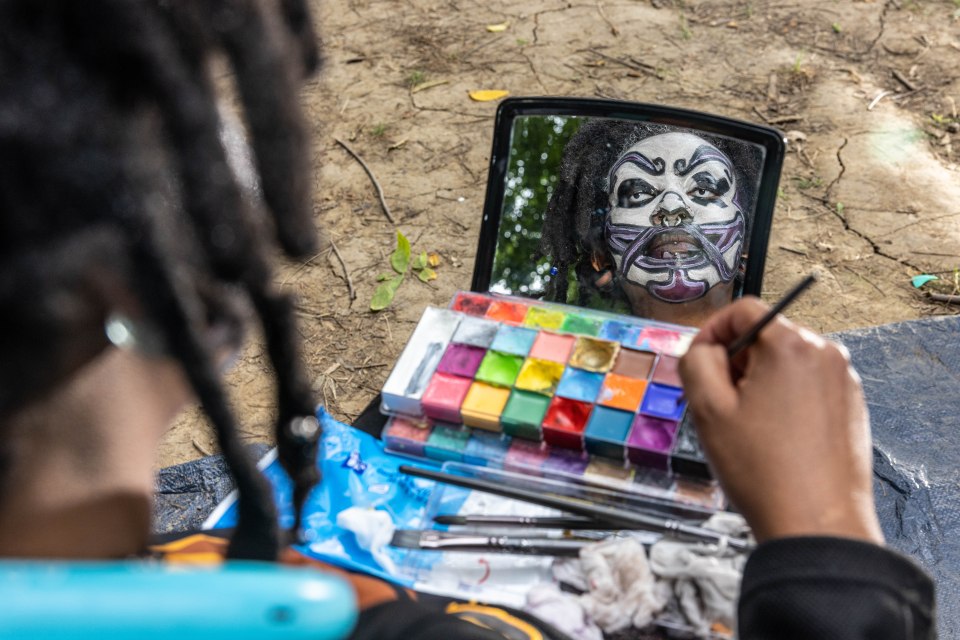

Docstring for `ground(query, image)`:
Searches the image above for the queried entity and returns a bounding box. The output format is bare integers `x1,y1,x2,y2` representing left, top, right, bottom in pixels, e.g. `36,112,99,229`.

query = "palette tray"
380,292,710,479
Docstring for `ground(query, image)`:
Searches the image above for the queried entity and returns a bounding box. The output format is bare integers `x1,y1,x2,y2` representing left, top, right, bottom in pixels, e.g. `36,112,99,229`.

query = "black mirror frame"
470,96,787,302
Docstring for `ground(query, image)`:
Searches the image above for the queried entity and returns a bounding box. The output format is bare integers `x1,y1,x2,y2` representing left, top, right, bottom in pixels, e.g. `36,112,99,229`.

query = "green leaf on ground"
412,250,428,271
376,273,390,281
417,267,438,283
391,231,411,274
371,274,405,311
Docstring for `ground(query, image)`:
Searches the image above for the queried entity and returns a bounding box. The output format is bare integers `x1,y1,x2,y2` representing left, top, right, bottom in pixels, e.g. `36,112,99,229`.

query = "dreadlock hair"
0,0,323,561
538,119,763,307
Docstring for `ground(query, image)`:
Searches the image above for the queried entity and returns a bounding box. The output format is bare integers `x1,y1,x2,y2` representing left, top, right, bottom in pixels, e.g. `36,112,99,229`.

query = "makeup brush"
435,515,602,529
390,530,587,556
400,465,753,551
726,273,818,357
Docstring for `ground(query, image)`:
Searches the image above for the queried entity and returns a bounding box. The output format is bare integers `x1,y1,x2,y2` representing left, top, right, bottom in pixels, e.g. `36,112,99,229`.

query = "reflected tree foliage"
490,115,584,296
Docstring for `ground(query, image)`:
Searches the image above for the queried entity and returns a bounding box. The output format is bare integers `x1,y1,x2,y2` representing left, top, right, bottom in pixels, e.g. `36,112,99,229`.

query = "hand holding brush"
679,294,883,545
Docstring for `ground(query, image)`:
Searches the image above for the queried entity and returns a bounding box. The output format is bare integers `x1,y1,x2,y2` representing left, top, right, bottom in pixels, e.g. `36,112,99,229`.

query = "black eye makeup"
617,178,659,208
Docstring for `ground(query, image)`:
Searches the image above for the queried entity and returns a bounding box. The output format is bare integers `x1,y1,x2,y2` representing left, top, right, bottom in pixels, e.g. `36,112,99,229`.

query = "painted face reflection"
604,132,745,303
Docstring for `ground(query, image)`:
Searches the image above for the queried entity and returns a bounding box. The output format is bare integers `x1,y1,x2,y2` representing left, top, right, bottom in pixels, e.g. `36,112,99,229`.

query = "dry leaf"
427,252,441,267
468,90,509,102
486,22,509,32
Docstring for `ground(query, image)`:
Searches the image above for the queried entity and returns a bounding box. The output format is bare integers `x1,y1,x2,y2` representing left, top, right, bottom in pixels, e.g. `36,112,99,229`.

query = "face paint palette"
380,292,709,480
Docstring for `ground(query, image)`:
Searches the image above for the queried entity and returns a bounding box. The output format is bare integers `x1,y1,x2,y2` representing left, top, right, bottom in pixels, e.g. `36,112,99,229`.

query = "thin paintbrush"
400,465,753,551
726,273,818,357
435,514,603,529
391,530,587,556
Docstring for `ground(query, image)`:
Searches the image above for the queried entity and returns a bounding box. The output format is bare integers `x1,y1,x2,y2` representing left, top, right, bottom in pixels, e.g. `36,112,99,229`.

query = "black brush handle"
401,465,753,551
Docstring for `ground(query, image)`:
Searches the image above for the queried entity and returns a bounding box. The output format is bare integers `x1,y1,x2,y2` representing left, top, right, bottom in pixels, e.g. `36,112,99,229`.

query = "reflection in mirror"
490,115,766,327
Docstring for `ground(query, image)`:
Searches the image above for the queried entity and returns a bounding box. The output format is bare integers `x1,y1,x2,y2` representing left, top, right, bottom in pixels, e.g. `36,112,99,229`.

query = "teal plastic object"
0,561,357,639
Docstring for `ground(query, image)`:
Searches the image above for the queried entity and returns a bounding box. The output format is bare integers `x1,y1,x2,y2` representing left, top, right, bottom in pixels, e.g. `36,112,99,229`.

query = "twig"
334,138,396,224
928,293,960,305
328,238,357,301
192,438,213,457
892,69,918,92
766,114,804,124
867,90,892,111
778,245,809,257
751,106,770,123
597,2,619,36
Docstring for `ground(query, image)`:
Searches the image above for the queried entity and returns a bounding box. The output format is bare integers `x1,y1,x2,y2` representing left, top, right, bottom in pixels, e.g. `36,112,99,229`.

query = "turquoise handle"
0,561,357,639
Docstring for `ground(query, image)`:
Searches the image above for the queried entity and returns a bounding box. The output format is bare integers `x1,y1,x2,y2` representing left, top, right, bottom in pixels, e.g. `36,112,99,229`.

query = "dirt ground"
159,0,960,467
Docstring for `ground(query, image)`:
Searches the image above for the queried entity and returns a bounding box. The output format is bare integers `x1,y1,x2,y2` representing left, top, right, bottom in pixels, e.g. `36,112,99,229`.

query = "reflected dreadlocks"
0,0,321,560
538,120,761,306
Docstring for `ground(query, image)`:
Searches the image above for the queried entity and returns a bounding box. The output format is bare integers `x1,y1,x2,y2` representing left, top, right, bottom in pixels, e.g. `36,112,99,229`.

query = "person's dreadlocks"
0,0,322,561
538,120,761,306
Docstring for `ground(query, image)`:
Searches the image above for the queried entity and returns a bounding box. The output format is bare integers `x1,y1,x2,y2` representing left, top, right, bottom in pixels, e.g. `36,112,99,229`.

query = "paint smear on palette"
514,358,565,395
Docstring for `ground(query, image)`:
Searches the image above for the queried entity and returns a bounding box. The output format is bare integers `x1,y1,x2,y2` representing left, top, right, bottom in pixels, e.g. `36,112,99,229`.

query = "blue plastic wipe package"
204,408,453,584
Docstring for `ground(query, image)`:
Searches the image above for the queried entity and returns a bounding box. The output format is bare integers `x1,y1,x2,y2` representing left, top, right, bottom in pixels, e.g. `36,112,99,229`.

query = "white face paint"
604,132,745,303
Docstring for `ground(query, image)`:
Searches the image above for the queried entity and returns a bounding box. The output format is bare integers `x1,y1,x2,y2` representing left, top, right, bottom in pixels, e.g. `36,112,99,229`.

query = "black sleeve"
738,537,936,639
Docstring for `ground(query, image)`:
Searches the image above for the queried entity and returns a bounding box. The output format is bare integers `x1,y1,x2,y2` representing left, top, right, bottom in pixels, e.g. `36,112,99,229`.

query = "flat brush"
391,530,587,556
400,465,753,551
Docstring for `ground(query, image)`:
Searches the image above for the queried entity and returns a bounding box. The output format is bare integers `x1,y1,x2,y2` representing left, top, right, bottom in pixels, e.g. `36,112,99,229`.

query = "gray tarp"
154,315,960,634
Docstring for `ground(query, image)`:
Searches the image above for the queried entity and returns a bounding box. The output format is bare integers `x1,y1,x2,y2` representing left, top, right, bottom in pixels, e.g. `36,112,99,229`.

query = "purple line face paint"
605,132,746,303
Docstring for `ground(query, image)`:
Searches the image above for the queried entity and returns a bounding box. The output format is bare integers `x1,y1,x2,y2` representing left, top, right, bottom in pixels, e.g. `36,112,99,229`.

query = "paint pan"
436,343,487,378
524,306,566,331
555,367,605,403
514,358,565,396
490,324,538,356
463,430,512,468
460,381,511,432
543,448,590,476
528,332,576,363
584,406,634,459
383,417,432,458
560,314,601,337
485,299,529,325
452,316,500,348
598,320,643,346
670,413,711,479
583,458,635,488
475,350,524,387
500,390,550,441
568,337,620,372
639,383,686,421
635,327,684,354
597,373,648,412
504,439,549,476
626,415,679,470
542,396,592,450
421,372,473,423
611,349,656,379
451,292,493,317
381,307,461,416
424,424,471,463
651,355,682,387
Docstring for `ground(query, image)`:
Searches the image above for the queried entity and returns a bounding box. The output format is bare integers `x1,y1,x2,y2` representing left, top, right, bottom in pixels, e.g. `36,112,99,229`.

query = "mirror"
472,98,785,328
